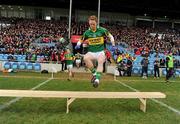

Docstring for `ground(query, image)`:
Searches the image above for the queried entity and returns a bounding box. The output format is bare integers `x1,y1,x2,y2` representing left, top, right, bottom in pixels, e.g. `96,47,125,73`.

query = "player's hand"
167,68,169,71
75,45,81,50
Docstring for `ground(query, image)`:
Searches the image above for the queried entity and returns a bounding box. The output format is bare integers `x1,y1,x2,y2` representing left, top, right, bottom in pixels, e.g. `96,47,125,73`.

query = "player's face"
89,20,97,31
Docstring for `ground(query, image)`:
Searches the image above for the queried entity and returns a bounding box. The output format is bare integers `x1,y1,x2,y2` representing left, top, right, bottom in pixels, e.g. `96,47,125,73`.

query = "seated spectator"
7,55,15,61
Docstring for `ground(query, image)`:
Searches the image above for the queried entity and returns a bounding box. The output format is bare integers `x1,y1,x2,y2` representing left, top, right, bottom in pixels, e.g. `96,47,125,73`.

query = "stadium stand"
0,17,179,76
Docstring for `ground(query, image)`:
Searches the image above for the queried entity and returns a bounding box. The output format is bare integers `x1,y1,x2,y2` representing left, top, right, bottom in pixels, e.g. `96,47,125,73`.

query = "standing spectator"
60,50,66,71
117,54,123,63
55,51,60,64
154,58,160,79
141,56,149,79
117,61,124,76
165,52,174,82
126,57,133,76
173,58,179,78
105,49,111,64
51,50,56,63
160,58,165,67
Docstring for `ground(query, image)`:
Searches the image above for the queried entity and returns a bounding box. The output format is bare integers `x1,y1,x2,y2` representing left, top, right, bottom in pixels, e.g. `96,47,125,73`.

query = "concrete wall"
41,63,62,73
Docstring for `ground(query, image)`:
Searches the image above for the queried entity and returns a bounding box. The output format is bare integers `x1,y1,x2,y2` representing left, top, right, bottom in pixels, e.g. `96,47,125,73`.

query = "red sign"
71,35,81,43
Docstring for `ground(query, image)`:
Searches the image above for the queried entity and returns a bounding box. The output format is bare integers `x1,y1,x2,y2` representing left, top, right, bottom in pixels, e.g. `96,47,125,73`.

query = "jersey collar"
89,25,100,32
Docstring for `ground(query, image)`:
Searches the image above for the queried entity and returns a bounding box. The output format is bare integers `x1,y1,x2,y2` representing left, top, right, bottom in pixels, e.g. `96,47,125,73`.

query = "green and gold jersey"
81,26,110,52
65,53,74,65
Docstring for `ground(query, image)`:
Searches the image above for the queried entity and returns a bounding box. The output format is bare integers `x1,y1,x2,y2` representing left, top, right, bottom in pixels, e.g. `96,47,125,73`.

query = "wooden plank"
0,90,166,98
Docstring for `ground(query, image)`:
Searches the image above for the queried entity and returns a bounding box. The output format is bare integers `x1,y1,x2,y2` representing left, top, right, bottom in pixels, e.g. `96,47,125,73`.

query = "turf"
0,72,179,124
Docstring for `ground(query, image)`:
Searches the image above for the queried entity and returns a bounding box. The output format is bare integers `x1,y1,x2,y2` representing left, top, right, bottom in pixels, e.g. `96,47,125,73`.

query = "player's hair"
88,15,98,22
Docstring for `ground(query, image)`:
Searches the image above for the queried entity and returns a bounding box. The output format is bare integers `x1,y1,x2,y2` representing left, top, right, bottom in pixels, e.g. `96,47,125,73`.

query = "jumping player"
75,15,116,88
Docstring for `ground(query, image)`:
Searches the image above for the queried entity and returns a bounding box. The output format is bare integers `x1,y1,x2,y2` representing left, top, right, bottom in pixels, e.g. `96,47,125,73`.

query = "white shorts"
86,51,105,60
67,64,73,70
75,59,81,64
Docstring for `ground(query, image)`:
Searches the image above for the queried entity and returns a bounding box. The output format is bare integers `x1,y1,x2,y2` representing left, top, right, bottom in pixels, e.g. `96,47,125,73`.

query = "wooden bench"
0,89,166,113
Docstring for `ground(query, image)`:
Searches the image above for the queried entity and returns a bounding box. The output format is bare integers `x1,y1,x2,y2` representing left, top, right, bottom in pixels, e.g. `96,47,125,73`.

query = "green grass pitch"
0,72,179,124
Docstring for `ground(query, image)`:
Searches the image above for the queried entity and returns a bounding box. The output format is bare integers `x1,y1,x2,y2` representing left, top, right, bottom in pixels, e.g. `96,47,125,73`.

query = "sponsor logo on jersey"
88,37,104,45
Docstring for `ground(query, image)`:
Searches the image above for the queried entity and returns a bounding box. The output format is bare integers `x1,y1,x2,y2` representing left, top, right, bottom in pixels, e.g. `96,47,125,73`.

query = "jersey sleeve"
101,27,110,36
80,31,88,43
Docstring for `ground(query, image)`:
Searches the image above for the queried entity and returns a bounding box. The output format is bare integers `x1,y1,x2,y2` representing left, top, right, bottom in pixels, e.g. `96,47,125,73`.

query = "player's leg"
93,51,106,87
84,52,98,85
84,52,96,75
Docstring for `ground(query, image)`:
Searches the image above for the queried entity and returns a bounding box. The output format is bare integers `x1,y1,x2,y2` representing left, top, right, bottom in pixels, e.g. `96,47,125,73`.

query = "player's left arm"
108,33,115,46
104,28,115,46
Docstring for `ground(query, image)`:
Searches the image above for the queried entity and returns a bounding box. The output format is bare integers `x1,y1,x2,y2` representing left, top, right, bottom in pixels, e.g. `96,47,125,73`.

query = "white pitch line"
0,78,53,111
114,79,180,115
118,80,177,83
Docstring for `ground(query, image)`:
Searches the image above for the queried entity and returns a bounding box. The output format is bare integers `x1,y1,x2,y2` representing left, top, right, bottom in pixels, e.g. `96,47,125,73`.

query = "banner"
71,35,81,43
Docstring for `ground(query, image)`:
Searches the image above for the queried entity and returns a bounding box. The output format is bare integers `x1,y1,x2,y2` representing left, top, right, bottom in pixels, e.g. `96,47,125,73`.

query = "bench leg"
66,98,76,114
139,98,146,112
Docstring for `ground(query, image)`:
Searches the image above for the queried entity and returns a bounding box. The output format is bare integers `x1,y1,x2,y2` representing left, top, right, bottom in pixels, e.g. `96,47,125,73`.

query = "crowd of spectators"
0,17,180,64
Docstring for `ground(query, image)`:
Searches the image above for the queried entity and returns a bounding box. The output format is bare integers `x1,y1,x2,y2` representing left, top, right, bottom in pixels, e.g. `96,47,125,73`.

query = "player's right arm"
75,32,87,49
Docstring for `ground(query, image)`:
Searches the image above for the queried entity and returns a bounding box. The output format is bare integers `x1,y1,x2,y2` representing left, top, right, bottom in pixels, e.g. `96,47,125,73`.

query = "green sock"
90,68,96,75
96,72,102,80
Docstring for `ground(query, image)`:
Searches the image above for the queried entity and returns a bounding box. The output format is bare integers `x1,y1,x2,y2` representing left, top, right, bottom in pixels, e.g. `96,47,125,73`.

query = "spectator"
105,49,112,64
141,56,149,79
154,58,160,79
60,50,66,71
165,52,174,82
126,57,133,76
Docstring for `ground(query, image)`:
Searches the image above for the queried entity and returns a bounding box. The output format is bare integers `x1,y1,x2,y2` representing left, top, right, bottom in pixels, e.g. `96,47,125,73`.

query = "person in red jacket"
105,49,111,64
60,50,66,71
